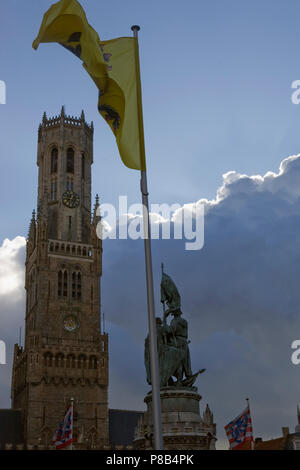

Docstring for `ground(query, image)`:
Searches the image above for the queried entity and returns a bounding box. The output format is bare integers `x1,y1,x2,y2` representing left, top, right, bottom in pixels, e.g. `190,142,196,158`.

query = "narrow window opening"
58,270,62,297
51,179,57,201
77,272,81,300
66,147,74,173
63,271,68,297
51,148,58,174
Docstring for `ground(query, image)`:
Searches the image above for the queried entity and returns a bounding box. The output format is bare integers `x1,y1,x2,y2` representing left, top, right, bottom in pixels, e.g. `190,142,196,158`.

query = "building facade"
11,107,109,449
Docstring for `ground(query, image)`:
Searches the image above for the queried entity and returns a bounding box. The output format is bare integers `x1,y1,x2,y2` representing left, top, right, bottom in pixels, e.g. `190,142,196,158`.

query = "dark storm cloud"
102,154,300,447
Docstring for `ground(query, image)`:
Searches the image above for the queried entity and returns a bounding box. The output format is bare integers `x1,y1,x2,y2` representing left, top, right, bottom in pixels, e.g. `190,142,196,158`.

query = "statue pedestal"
134,387,217,450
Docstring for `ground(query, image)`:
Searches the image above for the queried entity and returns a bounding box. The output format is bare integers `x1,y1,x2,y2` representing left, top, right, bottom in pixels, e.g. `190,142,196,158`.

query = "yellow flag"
32,0,145,171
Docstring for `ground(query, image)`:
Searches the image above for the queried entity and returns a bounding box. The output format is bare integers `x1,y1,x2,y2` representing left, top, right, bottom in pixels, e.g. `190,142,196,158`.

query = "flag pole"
246,397,254,450
131,24,163,450
70,397,74,450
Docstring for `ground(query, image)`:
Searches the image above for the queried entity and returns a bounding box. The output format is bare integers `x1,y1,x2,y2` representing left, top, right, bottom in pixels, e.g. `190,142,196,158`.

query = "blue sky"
2,0,300,449
2,0,300,240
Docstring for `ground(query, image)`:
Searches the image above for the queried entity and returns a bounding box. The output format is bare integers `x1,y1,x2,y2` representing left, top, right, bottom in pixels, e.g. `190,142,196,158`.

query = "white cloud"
213,154,300,204
0,236,26,298
0,236,26,408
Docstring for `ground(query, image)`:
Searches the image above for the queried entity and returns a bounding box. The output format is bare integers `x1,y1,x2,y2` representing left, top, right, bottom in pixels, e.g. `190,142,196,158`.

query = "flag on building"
53,404,73,449
225,405,254,450
32,0,144,171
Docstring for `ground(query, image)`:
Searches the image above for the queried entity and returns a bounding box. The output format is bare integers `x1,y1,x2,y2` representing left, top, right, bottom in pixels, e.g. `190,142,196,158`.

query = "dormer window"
67,147,74,173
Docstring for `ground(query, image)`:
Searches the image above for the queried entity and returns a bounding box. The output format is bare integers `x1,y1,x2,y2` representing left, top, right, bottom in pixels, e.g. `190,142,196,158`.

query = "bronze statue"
145,264,205,388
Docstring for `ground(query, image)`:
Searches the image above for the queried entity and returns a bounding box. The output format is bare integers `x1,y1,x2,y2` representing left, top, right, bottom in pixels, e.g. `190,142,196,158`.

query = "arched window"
44,353,53,367
78,354,86,369
77,272,81,300
71,271,81,300
51,147,58,174
72,272,76,299
58,271,62,297
89,356,97,370
63,271,68,297
66,147,74,173
58,270,68,298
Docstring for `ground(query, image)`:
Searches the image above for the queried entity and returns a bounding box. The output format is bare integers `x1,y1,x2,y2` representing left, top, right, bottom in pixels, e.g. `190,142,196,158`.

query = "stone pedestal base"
134,387,216,450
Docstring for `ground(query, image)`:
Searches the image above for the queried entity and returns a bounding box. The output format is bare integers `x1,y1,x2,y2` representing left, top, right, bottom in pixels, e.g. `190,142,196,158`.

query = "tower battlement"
38,106,94,140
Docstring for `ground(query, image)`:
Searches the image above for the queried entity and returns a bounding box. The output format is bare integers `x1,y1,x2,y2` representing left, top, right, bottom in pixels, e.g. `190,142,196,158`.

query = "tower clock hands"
62,190,80,208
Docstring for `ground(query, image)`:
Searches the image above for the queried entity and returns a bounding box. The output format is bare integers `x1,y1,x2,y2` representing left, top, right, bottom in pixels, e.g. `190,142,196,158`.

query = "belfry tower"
11,107,109,449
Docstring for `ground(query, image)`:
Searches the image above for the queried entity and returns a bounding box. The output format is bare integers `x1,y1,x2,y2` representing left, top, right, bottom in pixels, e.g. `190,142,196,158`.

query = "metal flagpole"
131,25,163,450
246,397,254,450
70,397,74,450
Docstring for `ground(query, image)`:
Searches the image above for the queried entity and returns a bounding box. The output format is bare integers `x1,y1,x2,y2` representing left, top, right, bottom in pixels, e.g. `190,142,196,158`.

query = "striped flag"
225,405,253,450
53,404,73,450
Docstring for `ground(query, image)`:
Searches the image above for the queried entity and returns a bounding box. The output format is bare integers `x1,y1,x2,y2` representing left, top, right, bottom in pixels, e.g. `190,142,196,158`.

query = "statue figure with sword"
144,264,205,388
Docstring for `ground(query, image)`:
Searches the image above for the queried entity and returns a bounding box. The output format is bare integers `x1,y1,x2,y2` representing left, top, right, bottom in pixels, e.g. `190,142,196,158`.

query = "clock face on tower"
62,190,80,208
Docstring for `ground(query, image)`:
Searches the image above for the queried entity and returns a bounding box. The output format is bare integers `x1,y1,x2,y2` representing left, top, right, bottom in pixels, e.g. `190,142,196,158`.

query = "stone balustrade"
48,240,93,259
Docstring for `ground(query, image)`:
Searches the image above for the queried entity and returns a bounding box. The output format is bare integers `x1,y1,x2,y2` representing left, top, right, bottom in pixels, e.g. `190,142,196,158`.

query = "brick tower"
11,107,109,449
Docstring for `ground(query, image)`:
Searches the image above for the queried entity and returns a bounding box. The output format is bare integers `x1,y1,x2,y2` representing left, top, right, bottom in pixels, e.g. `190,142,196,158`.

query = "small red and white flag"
53,402,73,450
225,404,253,450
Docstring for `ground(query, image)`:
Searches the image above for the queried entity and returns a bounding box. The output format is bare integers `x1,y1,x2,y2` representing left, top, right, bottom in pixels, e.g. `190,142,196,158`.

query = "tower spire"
26,210,36,258
28,210,36,238
93,194,100,224
203,404,214,425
